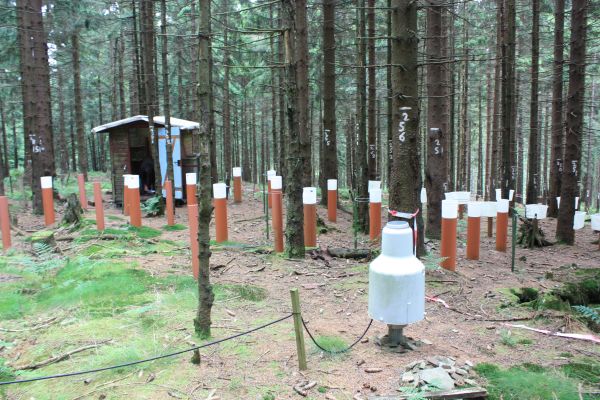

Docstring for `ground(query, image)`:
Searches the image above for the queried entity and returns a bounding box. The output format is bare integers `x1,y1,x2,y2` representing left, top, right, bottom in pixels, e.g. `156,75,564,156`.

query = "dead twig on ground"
18,339,112,370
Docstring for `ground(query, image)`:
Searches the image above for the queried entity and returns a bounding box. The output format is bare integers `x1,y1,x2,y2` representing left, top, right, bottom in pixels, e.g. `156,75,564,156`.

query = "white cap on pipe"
480,201,498,218
327,179,337,191
467,202,481,218
445,192,455,200
267,170,276,180
497,199,509,213
368,180,381,193
369,189,382,203
186,173,197,185
213,183,227,199
509,190,515,201
556,196,561,208
123,174,131,187
232,167,242,177
442,199,458,219
303,187,317,204
128,175,140,189
40,176,53,189
575,197,579,209
495,189,502,201
271,176,282,190
420,187,427,204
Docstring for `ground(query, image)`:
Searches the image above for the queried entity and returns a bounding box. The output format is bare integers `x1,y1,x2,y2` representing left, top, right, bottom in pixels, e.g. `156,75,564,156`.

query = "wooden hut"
91,115,200,205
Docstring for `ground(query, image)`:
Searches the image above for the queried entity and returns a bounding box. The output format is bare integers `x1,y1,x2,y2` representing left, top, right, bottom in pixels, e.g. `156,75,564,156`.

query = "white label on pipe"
232,167,242,177
369,189,382,203
271,176,282,190
442,199,458,219
40,176,53,189
467,202,481,218
303,187,317,204
186,173,197,185
497,199,509,213
129,175,140,189
327,179,337,191
213,183,227,199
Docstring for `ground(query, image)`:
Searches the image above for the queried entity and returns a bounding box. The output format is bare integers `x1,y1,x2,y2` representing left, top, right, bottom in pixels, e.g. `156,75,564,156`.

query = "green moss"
561,361,600,384
162,224,187,231
474,363,587,400
127,226,162,239
313,335,348,353
532,293,570,311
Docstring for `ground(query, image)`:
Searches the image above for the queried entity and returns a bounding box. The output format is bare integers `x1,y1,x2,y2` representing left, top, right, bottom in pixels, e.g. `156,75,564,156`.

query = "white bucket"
480,201,497,218
497,199,509,213
370,189,382,203
303,187,317,204
420,187,427,204
213,183,227,199
327,179,337,190
128,175,140,189
467,202,481,218
40,176,53,189
495,189,502,201
186,173,197,185
455,191,471,204
368,180,381,193
232,167,242,177
591,214,600,231
509,190,515,201
442,199,458,219
525,204,548,220
271,176,282,190
573,211,586,230
123,174,131,187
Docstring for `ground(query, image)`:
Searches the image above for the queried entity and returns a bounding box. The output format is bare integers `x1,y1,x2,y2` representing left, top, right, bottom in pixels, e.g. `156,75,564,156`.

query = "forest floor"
0,172,599,400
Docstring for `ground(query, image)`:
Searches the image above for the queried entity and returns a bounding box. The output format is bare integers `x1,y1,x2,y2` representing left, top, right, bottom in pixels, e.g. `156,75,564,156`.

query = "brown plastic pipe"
123,175,130,216
440,217,457,271
272,190,284,252
94,182,105,231
327,190,337,222
369,202,382,241
165,179,175,226
303,204,316,247
466,216,480,260
129,185,142,227
188,203,199,280
496,212,508,252
267,180,272,208
214,198,228,243
78,174,87,210
0,196,11,250
233,176,242,203
41,180,55,226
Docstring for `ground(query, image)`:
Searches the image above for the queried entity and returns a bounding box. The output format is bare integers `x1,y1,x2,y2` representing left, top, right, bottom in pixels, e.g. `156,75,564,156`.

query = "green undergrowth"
312,335,348,354
162,223,187,231
475,363,596,400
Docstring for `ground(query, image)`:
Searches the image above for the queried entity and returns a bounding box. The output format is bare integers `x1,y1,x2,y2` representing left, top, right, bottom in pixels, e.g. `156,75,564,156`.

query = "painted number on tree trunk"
398,107,411,143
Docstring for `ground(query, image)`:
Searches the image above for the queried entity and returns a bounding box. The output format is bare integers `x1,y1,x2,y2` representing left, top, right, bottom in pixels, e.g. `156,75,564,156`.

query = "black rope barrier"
0,313,293,386
301,317,373,354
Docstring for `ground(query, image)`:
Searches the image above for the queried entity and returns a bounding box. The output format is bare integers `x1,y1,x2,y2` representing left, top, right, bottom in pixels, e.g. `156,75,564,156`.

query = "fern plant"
572,305,600,325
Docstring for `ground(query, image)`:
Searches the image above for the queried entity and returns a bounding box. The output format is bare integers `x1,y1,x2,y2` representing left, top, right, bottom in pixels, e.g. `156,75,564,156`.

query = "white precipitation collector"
368,221,425,326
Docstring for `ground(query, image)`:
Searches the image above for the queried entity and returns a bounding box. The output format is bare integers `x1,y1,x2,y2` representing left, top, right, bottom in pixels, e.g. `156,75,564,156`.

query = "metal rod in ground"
511,209,517,273
290,288,307,371
263,175,269,240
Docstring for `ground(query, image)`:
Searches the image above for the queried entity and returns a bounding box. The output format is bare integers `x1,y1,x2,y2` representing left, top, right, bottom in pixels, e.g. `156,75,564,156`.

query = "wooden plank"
369,387,488,400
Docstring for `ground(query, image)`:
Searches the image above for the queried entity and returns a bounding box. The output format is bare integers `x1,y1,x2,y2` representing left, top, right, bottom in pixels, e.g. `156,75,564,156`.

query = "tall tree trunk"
131,0,143,115
56,71,69,173
12,112,18,170
548,0,565,217
584,79,595,210
222,0,232,187
283,0,311,258
425,0,448,239
319,0,337,205
355,0,368,232
386,0,392,189
72,31,88,180
478,83,483,197
278,23,287,180
556,0,588,244
525,0,540,204
270,5,277,172
491,0,503,198
367,0,376,181
194,0,214,337
0,99,6,195
459,5,469,191
17,0,55,212
500,0,516,200
390,0,424,254
118,33,126,118
161,0,174,183
485,57,493,199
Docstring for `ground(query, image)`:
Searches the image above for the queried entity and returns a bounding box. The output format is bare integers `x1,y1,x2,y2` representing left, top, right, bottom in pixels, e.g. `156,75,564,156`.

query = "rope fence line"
301,317,373,354
0,313,293,386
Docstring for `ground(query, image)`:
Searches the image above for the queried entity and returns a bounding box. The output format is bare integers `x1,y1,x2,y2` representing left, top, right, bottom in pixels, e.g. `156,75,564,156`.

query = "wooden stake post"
290,288,307,371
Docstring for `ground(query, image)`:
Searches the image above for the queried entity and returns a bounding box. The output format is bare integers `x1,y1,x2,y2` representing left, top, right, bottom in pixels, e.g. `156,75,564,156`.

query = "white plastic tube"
232,167,242,177
368,180,381,193
213,183,227,199
271,176,282,190
40,176,53,189
467,202,481,218
495,189,502,201
442,199,458,219
420,187,427,204
497,199,509,213
186,172,197,185
480,201,497,218
327,179,337,190
303,187,317,204
509,189,515,201
369,189,382,203
573,211,586,230
267,170,276,180
128,175,140,189
591,214,600,231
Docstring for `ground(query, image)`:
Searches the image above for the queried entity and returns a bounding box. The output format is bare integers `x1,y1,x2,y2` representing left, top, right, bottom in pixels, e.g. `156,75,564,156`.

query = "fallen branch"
18,339,111,370
326,247,371,259
503,323,600,344
0,316,60,333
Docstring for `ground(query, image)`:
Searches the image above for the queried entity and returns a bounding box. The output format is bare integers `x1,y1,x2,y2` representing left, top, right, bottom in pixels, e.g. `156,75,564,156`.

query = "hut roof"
91,115,199,134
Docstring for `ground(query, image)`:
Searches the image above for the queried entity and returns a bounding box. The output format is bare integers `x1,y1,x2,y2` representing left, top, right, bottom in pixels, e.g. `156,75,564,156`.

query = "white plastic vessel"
213,183,227,199
327,179,337,190
368,221,425,325
480,202,497,218
591,214,600,231
302,187,317,204
420,187,427,204
41,176,53,189
232,167,242,177
368,180,381,193
525,204,548,220
573,211,586,230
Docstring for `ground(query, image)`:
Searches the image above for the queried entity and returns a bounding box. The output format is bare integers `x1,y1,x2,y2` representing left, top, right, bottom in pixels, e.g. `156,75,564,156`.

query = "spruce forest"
0,0,599,399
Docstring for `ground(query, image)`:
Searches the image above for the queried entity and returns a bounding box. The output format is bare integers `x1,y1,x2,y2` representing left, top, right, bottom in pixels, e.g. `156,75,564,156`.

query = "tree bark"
72,31,88,180
556,0,588,244
161,0,174,183
367,0,376,182
525,0,540,204
56,71,69,173
222,0,232,187
500,0,516,200
355,0,368,233
389,0,424,255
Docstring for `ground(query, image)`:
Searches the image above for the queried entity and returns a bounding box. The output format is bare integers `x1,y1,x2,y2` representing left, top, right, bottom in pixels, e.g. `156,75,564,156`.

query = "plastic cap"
303,187,317,204
213,183,227,199
368,180,381,193
497,199,509,213
442,199,458,219
40,176,53,189
467,202,481,218
186,173,197,185
271,176,282,190
327,179,337,190
267,170,276,179
370,189,382,203
232,167,241,177
420,187,427,204
509,189,515,201
381,221,412,258
128,175,140,189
